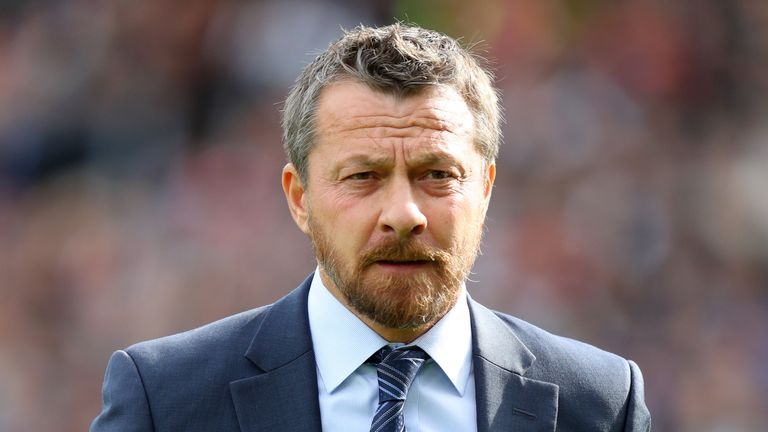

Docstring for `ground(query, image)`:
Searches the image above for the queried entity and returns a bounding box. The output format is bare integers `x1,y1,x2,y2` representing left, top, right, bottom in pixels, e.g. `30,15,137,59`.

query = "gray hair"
282,23,501,182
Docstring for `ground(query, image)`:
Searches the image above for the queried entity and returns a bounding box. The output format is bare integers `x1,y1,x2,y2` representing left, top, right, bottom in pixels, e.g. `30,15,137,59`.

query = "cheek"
314,191,378,247
312,186,356,222
423,198,464,235
426,194,486,241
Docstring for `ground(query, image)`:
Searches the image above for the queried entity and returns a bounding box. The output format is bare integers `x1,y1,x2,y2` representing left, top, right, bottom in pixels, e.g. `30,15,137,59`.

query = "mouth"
372,259,433,271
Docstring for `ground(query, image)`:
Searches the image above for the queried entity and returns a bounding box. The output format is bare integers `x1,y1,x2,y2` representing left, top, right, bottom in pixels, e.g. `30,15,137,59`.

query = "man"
92,24,650,431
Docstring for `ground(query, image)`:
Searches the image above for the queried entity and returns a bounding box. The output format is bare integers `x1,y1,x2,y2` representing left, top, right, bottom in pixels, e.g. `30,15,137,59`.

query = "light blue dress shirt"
307,270,477,432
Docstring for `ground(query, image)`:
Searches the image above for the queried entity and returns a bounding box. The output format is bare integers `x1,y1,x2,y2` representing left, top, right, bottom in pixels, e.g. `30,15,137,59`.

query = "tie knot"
371,346,429,404
369,345,428,364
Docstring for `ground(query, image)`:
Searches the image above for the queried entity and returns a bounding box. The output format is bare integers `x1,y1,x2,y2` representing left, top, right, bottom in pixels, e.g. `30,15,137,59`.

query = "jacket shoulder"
92,305,275,432
125,305,270,369
495,312,627,372
493,312,649,431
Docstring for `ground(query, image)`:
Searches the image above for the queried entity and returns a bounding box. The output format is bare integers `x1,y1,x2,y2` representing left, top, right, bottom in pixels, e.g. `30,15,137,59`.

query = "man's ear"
484,162,496,199
282,163,310,234
479,162,496,216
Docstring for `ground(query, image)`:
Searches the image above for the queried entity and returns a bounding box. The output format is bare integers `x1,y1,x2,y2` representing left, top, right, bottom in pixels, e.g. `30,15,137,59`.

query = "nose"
379,179,427,238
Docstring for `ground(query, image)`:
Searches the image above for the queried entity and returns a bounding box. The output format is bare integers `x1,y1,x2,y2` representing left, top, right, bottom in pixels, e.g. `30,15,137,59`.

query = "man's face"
283,81,495,333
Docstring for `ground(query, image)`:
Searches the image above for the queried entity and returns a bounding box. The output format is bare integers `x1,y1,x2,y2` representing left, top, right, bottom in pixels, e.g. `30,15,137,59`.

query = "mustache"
359,239,451,267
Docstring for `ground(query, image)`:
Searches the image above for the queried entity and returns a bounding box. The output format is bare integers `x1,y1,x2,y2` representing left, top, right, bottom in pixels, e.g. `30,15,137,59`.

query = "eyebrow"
335,154,395,170
406,152,463,168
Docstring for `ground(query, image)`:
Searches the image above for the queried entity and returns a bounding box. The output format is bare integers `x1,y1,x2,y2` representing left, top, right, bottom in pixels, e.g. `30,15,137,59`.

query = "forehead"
313,81,475,158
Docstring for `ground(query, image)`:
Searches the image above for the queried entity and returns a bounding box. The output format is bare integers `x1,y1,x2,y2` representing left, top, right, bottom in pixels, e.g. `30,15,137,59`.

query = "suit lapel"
469,299,559,432
230,276,322,432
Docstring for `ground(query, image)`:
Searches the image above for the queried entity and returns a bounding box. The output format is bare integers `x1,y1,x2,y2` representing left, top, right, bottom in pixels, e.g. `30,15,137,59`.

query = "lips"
377,259,431,264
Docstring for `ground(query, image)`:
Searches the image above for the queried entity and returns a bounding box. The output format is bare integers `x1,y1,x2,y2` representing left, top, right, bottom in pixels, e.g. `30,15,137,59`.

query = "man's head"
282,23,501,183
281,24,500,341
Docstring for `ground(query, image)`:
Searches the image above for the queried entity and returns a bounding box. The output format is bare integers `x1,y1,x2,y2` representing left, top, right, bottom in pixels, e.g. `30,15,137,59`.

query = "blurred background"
1,0,767,430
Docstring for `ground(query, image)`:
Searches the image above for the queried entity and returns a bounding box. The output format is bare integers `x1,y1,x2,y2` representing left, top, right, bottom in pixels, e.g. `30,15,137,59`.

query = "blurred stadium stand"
1,0,767,430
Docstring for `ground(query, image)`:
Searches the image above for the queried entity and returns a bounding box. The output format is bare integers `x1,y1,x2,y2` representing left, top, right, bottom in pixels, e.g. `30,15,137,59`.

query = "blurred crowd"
1,0,767,430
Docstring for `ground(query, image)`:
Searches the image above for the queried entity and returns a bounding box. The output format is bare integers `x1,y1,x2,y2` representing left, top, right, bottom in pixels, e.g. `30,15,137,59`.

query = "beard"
307,216,483,330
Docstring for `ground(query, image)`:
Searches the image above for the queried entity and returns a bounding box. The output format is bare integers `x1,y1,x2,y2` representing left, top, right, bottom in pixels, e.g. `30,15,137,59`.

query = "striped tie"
369,346,429,432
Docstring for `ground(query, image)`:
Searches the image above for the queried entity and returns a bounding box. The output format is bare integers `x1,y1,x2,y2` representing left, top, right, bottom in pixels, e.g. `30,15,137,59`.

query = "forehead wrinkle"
324,108,467,135
369,126,459,140
333,137,462,171
316,88,474,147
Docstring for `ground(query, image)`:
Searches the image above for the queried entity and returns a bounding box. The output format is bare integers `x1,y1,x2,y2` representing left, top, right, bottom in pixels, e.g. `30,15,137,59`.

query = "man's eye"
346,172,375,181
425,170,454,180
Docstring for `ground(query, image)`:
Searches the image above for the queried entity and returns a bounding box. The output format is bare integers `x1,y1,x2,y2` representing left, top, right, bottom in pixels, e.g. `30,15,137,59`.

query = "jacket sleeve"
623,360,652,431
90,350,155,432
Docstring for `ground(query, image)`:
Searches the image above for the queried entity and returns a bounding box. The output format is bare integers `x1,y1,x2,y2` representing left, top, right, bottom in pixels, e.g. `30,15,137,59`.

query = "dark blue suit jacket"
91,274,651,431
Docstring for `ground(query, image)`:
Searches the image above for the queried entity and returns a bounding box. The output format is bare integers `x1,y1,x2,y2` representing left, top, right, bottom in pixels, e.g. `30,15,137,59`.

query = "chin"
350,272,461,330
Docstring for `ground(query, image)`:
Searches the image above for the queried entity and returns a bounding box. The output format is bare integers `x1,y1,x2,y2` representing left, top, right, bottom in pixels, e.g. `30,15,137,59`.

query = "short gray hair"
282,23,501,182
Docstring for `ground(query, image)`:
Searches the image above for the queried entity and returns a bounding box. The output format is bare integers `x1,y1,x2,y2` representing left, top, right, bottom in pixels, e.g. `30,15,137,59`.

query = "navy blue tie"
369,346,429,432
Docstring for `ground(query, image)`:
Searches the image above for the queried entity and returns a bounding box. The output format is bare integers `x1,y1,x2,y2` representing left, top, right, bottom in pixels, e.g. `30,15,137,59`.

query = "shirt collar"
410,284,473,395
307,268,473,396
